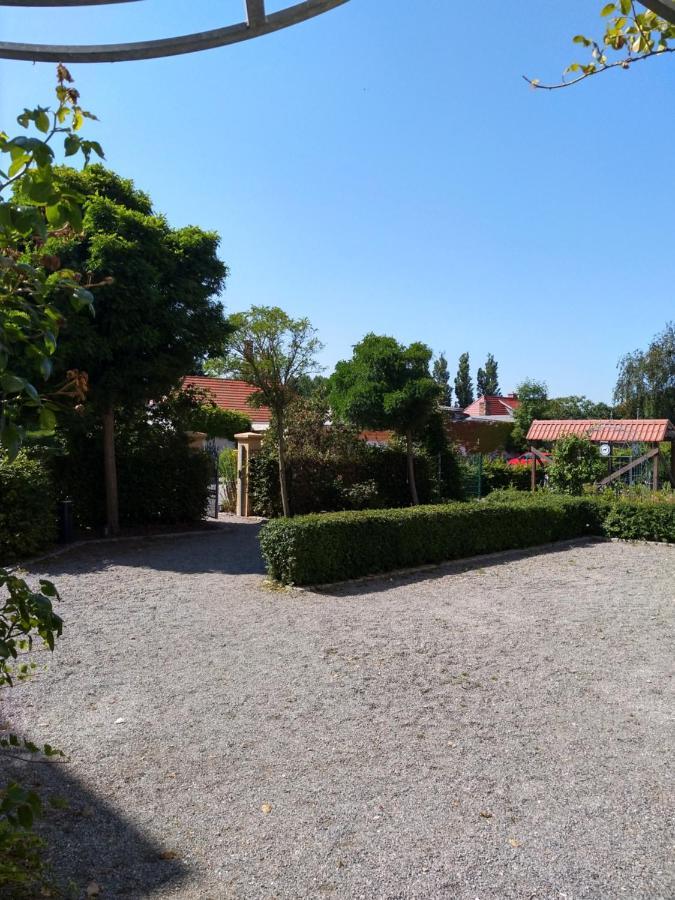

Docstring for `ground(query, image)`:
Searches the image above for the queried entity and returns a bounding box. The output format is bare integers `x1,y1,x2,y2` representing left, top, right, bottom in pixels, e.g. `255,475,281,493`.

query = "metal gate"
205,439,220,519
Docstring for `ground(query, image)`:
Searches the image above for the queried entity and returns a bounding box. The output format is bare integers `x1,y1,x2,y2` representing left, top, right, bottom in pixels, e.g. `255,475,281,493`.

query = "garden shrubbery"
481,458,536,494
250,445,462,517
260,497,603,585
261,490,675,585
0,453,57,564
50,404,213,530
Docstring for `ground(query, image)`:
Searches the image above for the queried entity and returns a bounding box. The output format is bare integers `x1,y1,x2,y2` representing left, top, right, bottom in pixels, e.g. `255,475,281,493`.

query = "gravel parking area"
3,523,674,899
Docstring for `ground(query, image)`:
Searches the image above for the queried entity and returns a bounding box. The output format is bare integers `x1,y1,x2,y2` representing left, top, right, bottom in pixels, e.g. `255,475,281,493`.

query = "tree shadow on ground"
310,537,606,598
4,753,187,897
27,519,266,579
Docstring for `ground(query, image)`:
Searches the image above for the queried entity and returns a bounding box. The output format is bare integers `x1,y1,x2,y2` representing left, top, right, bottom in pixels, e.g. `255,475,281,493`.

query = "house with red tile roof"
182,375,271,430
462,394,520,420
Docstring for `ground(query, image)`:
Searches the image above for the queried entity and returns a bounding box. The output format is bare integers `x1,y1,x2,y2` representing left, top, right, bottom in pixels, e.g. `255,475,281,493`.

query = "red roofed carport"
526,419,675,492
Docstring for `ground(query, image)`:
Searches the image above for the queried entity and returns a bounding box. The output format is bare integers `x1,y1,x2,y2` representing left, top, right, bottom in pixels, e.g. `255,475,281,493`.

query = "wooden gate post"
530,447,537,492
235,432,263,517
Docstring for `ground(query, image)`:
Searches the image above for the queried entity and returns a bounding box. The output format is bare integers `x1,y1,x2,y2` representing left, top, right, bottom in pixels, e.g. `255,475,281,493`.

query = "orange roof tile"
527,419,675,443
463,395,520,417
182,376,271,424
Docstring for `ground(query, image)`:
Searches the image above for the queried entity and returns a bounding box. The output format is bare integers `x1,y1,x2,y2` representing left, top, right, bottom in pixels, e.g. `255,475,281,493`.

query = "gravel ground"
3,522,674,900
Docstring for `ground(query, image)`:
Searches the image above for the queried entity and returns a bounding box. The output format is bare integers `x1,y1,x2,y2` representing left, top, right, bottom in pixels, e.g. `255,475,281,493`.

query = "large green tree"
213,305,322,518
330,334,440,505
476,353,499,397
454,352,474,409
33,165,231,533
511,379,549,449
614,322,675,421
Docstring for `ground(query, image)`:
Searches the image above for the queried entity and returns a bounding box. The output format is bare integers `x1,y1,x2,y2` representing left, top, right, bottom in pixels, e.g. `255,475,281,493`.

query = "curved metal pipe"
0,0,350,62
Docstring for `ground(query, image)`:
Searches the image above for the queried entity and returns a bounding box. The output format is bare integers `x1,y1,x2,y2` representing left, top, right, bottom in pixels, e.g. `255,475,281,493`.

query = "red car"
507,452,551,466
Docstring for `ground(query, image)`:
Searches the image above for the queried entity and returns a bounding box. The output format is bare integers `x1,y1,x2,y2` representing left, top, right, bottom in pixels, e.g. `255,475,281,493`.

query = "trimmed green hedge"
0,453,57,564
602,502,675,543
260,498,603,585
260,492,675,585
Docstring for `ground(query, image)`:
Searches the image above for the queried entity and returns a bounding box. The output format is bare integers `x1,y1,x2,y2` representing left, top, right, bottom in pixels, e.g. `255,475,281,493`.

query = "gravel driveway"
3,522,674,900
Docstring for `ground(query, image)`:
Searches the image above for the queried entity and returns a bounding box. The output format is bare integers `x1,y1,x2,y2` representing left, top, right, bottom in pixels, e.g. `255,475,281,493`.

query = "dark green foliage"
249,445,462,517
0,453,57,563
476,353,499,397
189,405,251,440
432,353,452,405
37,165,231,412
260,497,603,585
51,410,212,529
454,352,473,408
481,458,536,493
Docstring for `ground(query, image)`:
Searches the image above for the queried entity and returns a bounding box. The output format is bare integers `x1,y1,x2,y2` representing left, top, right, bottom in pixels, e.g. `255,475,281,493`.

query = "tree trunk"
277,411,292,518
102,406,120,535
406,430,419,506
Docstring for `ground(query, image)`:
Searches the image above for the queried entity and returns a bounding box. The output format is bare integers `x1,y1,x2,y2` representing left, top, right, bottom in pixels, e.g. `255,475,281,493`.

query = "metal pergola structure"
0,0,351,62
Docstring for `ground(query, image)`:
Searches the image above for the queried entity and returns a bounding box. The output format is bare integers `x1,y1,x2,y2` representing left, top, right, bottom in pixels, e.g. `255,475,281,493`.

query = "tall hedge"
51,423,213,529
0,453,57,564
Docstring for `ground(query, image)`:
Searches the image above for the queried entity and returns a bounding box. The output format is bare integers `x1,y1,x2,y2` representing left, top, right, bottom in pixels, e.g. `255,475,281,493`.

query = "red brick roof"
527,419,675,443
182,376,271,425
360,430,393,445
463,395,520,417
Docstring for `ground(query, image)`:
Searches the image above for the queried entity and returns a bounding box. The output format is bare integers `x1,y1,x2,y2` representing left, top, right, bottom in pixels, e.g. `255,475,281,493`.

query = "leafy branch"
525,0,675,89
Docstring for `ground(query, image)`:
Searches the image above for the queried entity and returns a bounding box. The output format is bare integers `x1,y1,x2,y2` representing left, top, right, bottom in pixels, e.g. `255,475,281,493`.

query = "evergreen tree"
476,353,500,397
432,353,452,405
454,352,474,408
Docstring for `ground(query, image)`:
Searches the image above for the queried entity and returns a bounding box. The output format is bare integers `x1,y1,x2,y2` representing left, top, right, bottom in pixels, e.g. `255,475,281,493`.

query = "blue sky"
1,1,673,402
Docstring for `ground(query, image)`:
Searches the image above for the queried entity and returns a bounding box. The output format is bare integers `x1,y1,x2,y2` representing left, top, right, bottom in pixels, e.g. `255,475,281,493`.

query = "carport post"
530,446,537,492
235,432,263,517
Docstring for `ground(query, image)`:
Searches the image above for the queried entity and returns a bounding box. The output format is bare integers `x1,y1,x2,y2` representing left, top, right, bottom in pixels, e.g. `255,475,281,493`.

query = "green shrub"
548,434,605,494
260,497,603,585
249,446,462,517
602,501,675,543
0,453,57,564
52,420,212,529
481,458,535,494
189,405,251,440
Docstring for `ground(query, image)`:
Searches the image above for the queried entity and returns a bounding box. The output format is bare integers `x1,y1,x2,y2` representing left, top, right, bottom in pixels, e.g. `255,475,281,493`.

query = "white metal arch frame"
0,0,351,63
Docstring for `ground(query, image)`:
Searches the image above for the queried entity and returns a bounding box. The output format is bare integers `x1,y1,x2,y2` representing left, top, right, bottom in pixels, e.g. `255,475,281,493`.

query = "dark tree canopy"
432,353,452,406
35,165,231,412
614,322,675,421
476,353,499,397
454,352,474,409
330,334,440,504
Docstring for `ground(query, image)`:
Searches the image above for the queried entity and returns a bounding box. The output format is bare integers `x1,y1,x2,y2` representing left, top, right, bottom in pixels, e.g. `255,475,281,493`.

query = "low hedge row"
260,493,675,585
260,497,603,585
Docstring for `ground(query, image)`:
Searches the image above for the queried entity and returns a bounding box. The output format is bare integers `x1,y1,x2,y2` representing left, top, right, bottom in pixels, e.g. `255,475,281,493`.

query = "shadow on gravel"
31,519,266,578
314,538,605,598
6,754,188,897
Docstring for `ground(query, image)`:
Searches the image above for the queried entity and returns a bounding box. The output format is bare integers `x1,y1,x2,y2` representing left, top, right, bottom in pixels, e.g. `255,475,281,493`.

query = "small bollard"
57,499,74,544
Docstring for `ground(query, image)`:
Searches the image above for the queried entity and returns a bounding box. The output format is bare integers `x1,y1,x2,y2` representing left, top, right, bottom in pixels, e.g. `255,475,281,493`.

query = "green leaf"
601,3,616,15
38,406,56,433
35,109,50,134
64,134,80,157
1,373,26,393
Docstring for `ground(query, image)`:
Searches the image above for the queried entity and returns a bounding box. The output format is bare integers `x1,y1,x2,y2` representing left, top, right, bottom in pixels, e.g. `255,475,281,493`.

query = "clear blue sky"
1,1,673,402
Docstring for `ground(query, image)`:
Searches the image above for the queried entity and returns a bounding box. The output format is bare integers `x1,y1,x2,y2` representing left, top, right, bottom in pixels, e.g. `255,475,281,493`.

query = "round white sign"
600,443,611,458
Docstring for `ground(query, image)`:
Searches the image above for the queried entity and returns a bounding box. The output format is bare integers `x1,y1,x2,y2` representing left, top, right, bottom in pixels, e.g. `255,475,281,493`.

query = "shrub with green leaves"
548,434,606,494
260,497,603,585
189,404,251,441
0,452,57,564
601,500,675,543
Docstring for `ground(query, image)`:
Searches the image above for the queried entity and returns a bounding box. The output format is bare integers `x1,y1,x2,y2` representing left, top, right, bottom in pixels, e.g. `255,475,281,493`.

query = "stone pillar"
235,432,263,517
